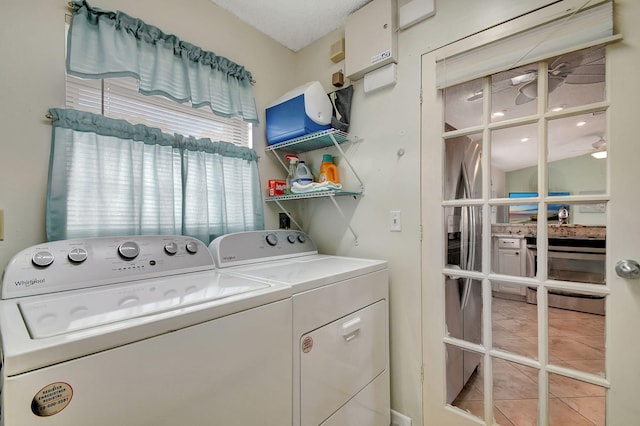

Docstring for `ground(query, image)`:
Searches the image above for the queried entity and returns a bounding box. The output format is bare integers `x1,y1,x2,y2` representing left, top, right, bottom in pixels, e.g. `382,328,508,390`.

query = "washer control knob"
265,233,278,246
32,251,54,267
164,242,178,255
68,248,88,263
287,234,297,244
118,241,140,260
297,234,306,244
185,240,199,254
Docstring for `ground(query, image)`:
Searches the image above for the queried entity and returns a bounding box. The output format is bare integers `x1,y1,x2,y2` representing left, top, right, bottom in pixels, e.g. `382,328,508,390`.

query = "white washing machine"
0,235,293,426
209,230,390,426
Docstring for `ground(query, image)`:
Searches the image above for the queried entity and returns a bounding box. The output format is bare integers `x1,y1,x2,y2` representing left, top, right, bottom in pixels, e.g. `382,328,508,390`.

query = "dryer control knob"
185,240,199,254
265,233,278,246
68,248,88,263
164,242,178,255
32,251,54,267
297,234,306,244
118,241,140,260
287,234,297,244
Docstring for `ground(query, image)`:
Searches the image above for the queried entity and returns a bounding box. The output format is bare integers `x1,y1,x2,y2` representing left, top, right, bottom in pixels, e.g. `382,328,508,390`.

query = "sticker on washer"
31,382,73,417
301,336,313,353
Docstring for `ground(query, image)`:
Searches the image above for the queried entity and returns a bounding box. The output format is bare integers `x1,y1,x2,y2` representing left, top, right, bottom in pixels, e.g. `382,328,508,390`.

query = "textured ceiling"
209,0,372,51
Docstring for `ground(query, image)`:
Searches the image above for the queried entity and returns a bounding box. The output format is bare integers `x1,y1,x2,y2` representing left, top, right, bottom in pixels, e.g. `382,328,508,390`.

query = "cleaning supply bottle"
318,154,340,184
284,154,299,194
294,160,313,184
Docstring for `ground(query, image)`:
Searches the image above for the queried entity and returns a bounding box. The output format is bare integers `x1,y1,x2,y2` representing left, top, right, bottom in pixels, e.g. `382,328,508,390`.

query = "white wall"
290,0,562,423
0,0,295,270
507,154,607,224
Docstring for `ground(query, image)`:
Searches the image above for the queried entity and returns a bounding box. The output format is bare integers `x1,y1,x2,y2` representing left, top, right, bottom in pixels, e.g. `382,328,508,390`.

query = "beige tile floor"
452,296,606,425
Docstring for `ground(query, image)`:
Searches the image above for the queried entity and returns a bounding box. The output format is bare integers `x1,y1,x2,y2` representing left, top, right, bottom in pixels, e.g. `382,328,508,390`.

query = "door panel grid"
440,49,610,425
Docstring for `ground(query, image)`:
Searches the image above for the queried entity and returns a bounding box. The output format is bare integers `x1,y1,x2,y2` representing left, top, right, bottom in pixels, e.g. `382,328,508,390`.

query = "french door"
420,8,640,426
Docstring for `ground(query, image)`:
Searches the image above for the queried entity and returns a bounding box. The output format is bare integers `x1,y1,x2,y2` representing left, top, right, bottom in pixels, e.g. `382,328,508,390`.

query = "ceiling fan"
479,45,606,105
561,134,607,159
590,136,607,159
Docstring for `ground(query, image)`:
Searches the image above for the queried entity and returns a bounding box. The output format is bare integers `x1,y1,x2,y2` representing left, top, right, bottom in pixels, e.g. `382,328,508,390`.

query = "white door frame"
420,1,640,424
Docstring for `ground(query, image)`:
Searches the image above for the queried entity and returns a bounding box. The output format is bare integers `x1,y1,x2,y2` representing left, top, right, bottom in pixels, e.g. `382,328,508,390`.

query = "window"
49,13,264,243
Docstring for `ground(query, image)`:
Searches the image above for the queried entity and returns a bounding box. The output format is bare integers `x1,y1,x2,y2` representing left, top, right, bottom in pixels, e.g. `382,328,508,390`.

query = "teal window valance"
66,0,259,124
47,108,264,243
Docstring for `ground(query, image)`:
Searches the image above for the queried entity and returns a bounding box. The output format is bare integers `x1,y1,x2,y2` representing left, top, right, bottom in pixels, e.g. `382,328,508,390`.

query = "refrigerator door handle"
460,206,474,311
461,277,473,309
459,163,475,310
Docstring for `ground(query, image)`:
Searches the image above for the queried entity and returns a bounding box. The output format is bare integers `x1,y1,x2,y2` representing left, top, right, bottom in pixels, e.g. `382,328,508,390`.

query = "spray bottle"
284,154,298,194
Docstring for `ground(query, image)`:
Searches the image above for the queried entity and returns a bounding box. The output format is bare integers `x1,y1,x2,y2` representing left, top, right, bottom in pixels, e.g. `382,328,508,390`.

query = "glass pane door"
441,45,609,425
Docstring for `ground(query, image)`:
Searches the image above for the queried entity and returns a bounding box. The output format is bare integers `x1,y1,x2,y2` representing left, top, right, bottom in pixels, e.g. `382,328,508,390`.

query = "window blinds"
66,76,252,147
435,1,616,89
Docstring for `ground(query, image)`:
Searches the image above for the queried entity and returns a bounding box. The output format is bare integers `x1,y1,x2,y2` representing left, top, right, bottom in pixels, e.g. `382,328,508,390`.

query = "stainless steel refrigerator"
444,134,483,404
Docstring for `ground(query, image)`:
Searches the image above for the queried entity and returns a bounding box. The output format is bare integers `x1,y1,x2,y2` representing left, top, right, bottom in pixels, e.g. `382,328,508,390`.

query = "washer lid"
225,254,387,294
19,270,269,339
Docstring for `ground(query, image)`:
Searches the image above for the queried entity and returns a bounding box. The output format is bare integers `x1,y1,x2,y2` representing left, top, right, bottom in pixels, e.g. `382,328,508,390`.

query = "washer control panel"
209,230,317,268
1,235,214,299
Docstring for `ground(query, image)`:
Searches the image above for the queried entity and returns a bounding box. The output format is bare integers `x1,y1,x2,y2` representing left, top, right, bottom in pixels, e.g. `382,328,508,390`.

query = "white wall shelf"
265,128,353,153
264,129,363,243
266,190,362,201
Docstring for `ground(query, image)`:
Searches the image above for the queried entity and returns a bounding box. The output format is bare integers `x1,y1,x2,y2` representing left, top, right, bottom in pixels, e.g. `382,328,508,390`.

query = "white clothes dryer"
0,235,293,426
209,230,390,426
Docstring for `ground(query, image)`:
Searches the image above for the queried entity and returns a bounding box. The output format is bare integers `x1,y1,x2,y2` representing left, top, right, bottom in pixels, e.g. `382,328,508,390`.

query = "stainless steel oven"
525,236,606,315
546,238,605,284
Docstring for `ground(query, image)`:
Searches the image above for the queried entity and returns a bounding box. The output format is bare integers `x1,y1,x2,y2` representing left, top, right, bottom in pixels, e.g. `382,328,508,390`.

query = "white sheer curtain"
182,151,263,240
47,109,264,243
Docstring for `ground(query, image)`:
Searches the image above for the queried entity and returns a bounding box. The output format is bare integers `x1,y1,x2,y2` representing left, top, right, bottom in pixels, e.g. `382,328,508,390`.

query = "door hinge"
420,88,423,105
419,224,423,242
421,364,425,383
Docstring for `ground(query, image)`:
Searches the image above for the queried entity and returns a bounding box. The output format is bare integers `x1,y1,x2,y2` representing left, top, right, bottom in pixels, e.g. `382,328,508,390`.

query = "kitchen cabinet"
492,236,528,298
264,129,363,242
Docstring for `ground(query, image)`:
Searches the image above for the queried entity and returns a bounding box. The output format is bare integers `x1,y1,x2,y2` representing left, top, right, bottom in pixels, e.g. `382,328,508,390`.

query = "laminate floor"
452,296,606,426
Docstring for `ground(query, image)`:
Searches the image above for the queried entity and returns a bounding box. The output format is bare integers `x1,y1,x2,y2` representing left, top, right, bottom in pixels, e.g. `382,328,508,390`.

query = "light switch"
389,210,401,232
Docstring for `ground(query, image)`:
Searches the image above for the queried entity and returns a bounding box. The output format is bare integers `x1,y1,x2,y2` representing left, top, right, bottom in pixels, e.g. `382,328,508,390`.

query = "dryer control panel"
1,235,214,299
209,230,318,268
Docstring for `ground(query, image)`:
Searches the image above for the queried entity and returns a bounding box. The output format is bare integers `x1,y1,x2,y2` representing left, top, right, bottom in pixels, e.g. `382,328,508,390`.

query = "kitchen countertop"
491,223,606,239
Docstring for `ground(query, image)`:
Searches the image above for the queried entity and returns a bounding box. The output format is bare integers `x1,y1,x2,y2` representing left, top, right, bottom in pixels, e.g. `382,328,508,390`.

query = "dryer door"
300,300,386,426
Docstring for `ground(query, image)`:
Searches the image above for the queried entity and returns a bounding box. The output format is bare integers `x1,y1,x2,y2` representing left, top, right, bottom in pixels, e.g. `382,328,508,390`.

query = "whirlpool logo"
15,278,45,287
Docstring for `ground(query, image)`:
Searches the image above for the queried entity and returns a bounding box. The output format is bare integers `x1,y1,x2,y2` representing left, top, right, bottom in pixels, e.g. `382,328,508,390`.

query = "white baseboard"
391,409,412,426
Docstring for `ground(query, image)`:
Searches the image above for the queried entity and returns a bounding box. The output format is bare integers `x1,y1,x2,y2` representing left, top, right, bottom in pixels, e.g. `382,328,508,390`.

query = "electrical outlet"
279,213,291,229
389,210,401,232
